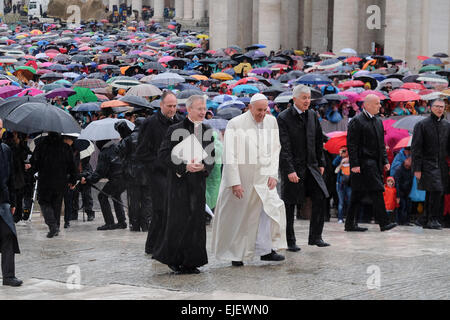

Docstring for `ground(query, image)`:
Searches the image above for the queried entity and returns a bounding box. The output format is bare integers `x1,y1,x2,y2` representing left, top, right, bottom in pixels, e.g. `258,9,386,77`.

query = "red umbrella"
393,136,412,152
338,80,365,89
401,83,426,90
345,56,362,64
389,89,422,102
385,128,410,150
417,56,430,61
324,131,347,154
359,90,387,101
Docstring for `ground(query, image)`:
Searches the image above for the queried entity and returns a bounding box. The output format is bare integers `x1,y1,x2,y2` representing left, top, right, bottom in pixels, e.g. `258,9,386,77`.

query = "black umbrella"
323,94,348,102
142,62,166,72
119,95,152,109
216,107,242,120
402,74,421,83
326,73,351,80
176,89,203,101
3,102,81,134
432,53,449,58
167,58,189,69
354,75,378,90
0,96,47,119
40,72,65,80
263,86,287,95
386,74,404,80
270,56,289,63
71,55,92,63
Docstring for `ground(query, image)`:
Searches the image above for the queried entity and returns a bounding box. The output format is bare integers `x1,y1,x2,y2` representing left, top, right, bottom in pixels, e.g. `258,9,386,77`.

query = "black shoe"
112,222,127,230
97,224,114,231
424,220,442,230
168,265,181,272
287,244,301,252
308,239,331,247
380,222,398,232
130,225,140,232
178,266,201,274
3,277,23,287
64,222,70,229
141,225,149,232
232,261,244,267
261,250,285,261
345,226,368,232
46,228,58,238
87,214,95,222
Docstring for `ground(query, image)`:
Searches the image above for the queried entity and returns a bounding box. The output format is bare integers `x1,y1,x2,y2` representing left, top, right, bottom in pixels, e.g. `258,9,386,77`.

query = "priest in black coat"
345,94,397,232
136,91,183,253
152,95,215,274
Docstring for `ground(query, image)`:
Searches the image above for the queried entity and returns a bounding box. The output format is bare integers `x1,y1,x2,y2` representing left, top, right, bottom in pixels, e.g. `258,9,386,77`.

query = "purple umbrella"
45,88,76,99
250,68,272,75
0,85,22,99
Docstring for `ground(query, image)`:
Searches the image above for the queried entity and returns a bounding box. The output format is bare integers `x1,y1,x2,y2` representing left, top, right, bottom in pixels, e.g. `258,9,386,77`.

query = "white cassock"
211,111,287,261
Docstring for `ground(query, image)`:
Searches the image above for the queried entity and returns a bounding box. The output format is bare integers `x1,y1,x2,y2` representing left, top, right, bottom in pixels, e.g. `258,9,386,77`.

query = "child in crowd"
383,177,399,223
394,157,414,225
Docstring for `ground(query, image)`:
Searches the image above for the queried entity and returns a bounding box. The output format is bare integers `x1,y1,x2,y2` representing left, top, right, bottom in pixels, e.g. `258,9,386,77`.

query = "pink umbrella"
393,136,412,152
18,88,44,97
46,52,58,59
37,69,52,75
0,85,23,99
338,91,360,103
385,127,410,151
0,80,11,86
359,90,387,101
382,119,397,131
390,89,422,102
158,56,174,64
40,62,54,68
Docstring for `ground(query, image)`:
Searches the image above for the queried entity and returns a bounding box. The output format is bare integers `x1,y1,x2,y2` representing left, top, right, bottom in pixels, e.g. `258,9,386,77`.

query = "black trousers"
13,188,24,223
345,190,389,230
304,169,326,242
285,204,297,246
425,191,444,222
98,180,126,225
73,184,94,216
63,187,74,223
0,216,15,279
146,175,166,254
127,184,152,230
39,192,64,230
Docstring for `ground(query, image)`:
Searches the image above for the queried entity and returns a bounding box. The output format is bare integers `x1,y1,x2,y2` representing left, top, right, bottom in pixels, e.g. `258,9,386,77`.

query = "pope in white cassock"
211,93,287,267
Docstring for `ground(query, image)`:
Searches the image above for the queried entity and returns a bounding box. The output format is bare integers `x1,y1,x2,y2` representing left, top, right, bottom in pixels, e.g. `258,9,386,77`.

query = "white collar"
293,104,305,115
363,108,374,119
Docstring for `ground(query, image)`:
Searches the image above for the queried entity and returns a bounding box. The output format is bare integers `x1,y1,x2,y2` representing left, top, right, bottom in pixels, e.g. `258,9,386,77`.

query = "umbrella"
432,53,449,58
176,89,204,103
213,95,237,104
118,95,151,108
389,89,422,102
143,62,166,72
232,85,260,95
340,48,357,55
0,96,47,118
401,83,426,90
393,136,412,152
0,85,22,99
359,90,388,101
125,84,162,97
216,107,242,120
324,132,347,154
150,72,185,86
40,72,64,80
402,75,421,83
323,94,348,102
71,55,92,63
3,102,81,134
417,74,448,84
354,76,378,90
377,78,404,90
204,118,228,131
45,88,76,99
17,88,44,97
42,83,66,92
338,80,365,89
110,79,141,89
218,100,246,111
73,78,108,89
317,59,343,70
68,87,98,107
74,139,96,160
101,100,130,109
211,72,234,81
296,74,332,85
419,65,443,73
392,116,427,133
249,68,272,76
79,118,135,141
71,102,102,112
338,91,359,103
422,58,443,65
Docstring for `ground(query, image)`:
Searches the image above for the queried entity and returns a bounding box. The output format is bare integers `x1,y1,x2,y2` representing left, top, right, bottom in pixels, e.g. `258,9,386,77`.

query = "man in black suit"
0,119,22,286
345,94,397,232
278,85,330,250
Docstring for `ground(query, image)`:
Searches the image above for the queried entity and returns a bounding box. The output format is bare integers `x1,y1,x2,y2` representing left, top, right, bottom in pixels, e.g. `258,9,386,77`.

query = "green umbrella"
419,65,443,73
15,66,36,74
68,87,98,107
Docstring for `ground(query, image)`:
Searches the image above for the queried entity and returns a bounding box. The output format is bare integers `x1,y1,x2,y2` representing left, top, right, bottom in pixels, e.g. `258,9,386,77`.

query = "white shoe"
338,220,344,224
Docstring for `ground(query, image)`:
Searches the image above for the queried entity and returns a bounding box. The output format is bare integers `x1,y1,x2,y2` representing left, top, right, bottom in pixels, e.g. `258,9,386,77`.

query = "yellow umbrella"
234,63,252,74
211,72,233,81
30,29,43,35
16,35,27,39
294,50,305,56
196,34,209,40
185,43,198,48
192,74,209,81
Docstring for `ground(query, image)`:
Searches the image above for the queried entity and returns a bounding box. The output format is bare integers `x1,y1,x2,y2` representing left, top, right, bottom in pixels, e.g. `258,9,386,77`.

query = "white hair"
186,95,207,108
293,84,311,98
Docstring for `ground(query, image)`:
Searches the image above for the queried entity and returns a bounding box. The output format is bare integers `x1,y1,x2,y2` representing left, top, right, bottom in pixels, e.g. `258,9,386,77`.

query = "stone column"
384,0,408,61
175,0,184,19
332,0,358,54
193,0,205,21
132,0,143,18
281,0,299,50
109,0,120,13
152,0,164,20
183,0,193,20
258,0,281,53
311,0,328,53
302,0,312,50
426,0,449,57
209,0,229,49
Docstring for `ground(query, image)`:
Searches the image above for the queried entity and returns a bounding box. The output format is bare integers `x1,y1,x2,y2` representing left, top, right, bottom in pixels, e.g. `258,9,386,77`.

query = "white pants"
255,209,272,256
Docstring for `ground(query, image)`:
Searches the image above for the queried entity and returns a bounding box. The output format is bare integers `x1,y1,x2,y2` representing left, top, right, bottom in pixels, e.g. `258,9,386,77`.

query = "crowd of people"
0,20,449,284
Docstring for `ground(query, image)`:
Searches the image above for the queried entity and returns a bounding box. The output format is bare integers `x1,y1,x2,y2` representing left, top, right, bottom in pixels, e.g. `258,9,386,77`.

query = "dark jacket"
347,111,388,192
6,140,29,190
411,113,450,192
394,164,414,198
277,107,328,204
0,142,19,254
30,134,77,199
86,141,122,184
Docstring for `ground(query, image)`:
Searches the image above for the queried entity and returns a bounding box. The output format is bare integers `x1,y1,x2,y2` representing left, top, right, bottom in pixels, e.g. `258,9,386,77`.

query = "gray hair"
186,95,207,108
431,98,446,107
293,84,311,98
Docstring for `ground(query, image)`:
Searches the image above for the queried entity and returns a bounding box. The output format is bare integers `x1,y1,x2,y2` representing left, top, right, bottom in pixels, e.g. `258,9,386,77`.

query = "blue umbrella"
204,118,229,131
232,85,260,95
238,97,251,104
370,73,387,81
206,100,219,110
422,58,442,65
296,74,332,85
71,102,101,112
218,100,246,111
213,94,237,104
